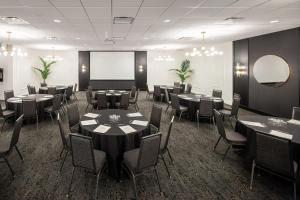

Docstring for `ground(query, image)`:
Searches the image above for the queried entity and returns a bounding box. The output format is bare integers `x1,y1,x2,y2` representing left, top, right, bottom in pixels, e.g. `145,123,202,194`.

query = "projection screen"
90,52,135,80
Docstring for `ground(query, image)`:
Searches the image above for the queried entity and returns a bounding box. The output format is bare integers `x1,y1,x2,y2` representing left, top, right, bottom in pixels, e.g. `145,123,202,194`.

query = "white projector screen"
90,52,135,80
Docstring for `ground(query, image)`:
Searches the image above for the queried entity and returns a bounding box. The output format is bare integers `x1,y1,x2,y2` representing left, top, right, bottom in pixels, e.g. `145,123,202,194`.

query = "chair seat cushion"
123,148,140,172
3,109,15,117
94,150,106,172
179,106,188,111
70,124,80,133
219,109,231,116
44,106,53,112
150,124,159,135
0,135,11,155
226,129,247,143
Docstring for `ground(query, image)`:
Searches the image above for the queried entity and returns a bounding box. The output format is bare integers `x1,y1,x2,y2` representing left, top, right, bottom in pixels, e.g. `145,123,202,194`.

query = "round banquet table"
80,109,150,178
178,93,224,120
39,85,68,94
94,90,129,108
236,115,300,161
7,94,54,117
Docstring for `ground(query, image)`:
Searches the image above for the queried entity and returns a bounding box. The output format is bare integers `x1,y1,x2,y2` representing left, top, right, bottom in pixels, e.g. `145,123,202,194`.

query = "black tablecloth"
39,85,67,94
80,109,150,178
94,90,129,108
178,93,224,120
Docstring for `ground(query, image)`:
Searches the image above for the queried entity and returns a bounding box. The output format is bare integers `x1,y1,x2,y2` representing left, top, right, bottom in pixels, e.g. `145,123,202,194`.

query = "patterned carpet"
0,91,294,200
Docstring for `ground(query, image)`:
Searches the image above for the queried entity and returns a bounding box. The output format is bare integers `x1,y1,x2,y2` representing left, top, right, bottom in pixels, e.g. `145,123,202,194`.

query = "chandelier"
44,46,63,61
185,32,223,57
154,55,174,61
0,32,28,57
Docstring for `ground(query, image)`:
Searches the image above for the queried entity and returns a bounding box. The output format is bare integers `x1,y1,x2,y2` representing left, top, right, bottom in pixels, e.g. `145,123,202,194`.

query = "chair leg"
4,157,14,177
165,104,169,113
67,167,76,197
293,182,297,200
161,155,171,178
60,151,68,171
179,111,183,121
154,167,162,193
131,173,138,200
15,146,24,162
85,104,89,112
95,170,101,200
250,160,255,190
222,144,231,161
1,118,7,133
196,113,199,129
213,136,221,151
167,148,174,164
50,113,54,124
36,115,39,131
59,148,64,157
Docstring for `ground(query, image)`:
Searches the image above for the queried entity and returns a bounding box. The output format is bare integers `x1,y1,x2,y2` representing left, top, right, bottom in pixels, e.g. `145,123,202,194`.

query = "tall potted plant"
33,57,56,85
169,59,192,92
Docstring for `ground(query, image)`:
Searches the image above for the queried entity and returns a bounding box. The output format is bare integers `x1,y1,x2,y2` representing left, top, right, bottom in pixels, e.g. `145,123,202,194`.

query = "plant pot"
180,84,185,93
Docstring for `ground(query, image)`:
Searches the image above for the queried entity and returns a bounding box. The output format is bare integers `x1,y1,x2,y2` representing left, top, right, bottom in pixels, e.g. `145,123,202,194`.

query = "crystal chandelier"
154,55,174,61
185,32,223,57
44,46,63,61
0,32,28,57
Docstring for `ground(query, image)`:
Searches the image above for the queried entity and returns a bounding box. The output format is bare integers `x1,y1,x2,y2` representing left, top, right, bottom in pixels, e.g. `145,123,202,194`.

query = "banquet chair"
41,83,47,87
97,93,109,109
66,85,73,101
130,86,137,99
159,116,174,178
149,104,162,134
0,115,24,177
27,85,31,94
67,103,81,133
67,134,107,199
72,83,78,100
30,86,36,94
170,93,188,120
173,87,181,94
116,93,129,109
292,107,300,120
213,109,246,161
153,85,164,102
196,98,214,129
250,132,297,200
164,89,172,112
185,84,192,94
0,103,16,132
44,94,61,124
22,99,38,130
85,91,97,112
122,133,162,200
47,87,56,95
146,83,154,100
129,89,139,111
57,113,71,171
4,90,14,110
174,82,180,87
219,96,241,128
212,89,222,98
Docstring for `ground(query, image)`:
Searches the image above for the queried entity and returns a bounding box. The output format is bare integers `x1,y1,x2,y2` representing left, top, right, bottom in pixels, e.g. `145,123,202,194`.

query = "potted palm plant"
169,59,192,92
33,57,56,85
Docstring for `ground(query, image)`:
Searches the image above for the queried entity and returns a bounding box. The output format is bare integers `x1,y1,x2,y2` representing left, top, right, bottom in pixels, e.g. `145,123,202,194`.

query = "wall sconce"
81,64,86,73
235,62,247,77
139,65,143,72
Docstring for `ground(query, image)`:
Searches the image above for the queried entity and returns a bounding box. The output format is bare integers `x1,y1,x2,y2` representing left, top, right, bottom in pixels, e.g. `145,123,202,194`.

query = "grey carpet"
0,91,294,200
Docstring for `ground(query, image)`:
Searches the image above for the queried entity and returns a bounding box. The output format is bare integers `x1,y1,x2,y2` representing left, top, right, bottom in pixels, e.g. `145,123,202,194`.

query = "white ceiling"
0,0,300,50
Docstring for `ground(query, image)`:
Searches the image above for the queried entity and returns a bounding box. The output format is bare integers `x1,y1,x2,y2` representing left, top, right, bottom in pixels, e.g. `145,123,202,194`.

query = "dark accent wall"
78,51,147,91
233,28,300,118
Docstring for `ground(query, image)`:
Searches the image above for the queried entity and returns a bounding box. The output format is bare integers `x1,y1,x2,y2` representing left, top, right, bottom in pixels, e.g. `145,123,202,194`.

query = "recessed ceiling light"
76,37,80,40
270,20,279,23
53,19,61,23
143,37,149,40
163,19,171,23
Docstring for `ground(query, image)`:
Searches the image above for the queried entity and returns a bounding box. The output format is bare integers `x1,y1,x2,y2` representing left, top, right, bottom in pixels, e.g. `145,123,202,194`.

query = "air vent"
113,17,134,24
224,17,244,21
0,16,30,24
177,37,195,41
104,38,115,45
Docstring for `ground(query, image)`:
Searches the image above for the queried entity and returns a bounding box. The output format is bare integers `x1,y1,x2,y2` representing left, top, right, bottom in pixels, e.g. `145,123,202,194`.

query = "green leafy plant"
169,59,192,84
33,57,56,84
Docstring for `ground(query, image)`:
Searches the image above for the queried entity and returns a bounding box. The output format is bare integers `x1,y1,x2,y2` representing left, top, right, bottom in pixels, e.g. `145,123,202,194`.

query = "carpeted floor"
0,91,294,200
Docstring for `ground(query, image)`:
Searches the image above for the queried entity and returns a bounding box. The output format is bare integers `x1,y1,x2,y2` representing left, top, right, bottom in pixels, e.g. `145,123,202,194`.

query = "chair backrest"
132,89,139,104
0,105,4,117
233,93,241,99
41,83,47,87
292,107,300,120
74,83,77,93
255,132,294,178
136,133,162,172
214,109,227,140
120,93,129,109
150,105,162,130
88,85,93,91
212,89,222,98
86,91,92,104
10,115,24,148
97,93,107,109
186,84,192,93
67,103,80,129
48,87,56,95
154,85,161,96
170,93,180,110
66,85,73,98
52,94,62,111
30,86,36,94
164,89,170,102
22,99,37,117
146,83,150,93
174,82,180,87
231,97,241,116
4,90,14,108
173,87,180,94
70,134,96,172
57,113,69,148
160,116,174,153
199,98,213,117
130,86,137,98
27,85,31,94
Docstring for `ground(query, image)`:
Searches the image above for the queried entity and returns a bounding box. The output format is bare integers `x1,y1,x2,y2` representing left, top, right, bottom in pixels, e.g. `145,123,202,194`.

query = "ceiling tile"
49,0,82,7
113,7,139,18
81,0,111,7
142,0,174,7
57,7,87,18
199,0,241,7
85,7,111,18
136,7,167,18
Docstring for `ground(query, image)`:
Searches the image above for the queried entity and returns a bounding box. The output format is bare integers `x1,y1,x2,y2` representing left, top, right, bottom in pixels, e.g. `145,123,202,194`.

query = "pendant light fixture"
0,31,28,57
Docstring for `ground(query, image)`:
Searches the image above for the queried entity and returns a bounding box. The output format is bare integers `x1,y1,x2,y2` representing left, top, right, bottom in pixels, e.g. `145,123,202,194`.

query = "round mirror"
253,55,290,87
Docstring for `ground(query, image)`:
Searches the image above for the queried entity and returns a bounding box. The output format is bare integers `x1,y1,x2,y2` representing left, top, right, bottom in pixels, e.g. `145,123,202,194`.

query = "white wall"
147,42,233,104
0,56,13,99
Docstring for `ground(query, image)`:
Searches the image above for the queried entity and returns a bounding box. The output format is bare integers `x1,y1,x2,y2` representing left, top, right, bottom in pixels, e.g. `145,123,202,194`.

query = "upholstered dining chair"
44,94,61,123
4,90,14,110
196,98,214,129
85,91,97,112
130,86,137,99
72,83,78,100
212,89,222,98
173,87,181,94
250,132,297,200
57,113,71,171
47,87,56,95
27,85,31,94
122,133,162,200
146,83,154,99
170,93,188,120
30,86,36,94
153,85,164,102
149,104,162,134
22,99,38,130
66,103,81,133
129,89,139,111
185,83,192,94
0,115,24,177
292,107,300,120
219,96,241,128
97,93,109,109
213,109,246,161
41,83,47,87
174,82,180,87
164,89,172,112
116,93,129,109
66,85,73,101
67,134,107,199
0,103,16,132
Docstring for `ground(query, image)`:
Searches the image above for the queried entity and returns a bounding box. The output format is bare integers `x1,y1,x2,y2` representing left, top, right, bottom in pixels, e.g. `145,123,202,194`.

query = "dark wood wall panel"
135,51,147,90
78,51,90,91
